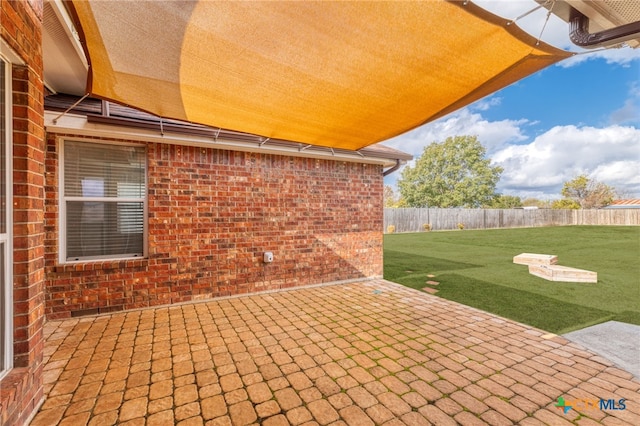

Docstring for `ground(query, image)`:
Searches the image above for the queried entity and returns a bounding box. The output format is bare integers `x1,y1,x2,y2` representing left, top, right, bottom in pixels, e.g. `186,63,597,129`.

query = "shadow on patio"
31,280,639,426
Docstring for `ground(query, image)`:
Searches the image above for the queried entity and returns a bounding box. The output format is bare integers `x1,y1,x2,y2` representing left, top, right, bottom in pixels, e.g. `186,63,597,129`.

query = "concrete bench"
529,264,597,283
513,253,558,266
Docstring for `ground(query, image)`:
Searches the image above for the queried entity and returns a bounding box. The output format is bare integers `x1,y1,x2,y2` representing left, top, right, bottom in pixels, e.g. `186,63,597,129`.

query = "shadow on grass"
396,272,615,334
384,249,479,278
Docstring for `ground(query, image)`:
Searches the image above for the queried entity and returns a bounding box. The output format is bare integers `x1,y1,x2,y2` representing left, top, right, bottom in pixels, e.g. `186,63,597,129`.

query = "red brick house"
42,95,410,319
1,0,583,423
1,1,46,424
0,2,409,424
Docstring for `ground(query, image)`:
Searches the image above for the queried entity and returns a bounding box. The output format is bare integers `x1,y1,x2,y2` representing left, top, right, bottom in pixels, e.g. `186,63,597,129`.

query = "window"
61,141,146,262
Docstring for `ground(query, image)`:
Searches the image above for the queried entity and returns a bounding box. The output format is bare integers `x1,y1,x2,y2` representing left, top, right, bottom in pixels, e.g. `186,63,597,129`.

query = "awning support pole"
506,1,548,26
52,93,90,124
535,0,555,46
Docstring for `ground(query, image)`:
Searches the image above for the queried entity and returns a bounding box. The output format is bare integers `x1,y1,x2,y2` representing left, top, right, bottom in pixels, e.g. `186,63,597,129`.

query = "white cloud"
558,48,640,68
493,125,640,198
610,82,640,125
611,99,640,125
383,115,640,200
383,106,528,157
473,97,503,111
592,161,640,187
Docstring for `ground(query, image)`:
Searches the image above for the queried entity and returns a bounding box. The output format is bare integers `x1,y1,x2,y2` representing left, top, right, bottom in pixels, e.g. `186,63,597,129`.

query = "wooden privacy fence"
384,208,640,233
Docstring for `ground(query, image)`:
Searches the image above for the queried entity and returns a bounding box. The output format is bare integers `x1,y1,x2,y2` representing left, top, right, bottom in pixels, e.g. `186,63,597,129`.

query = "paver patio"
31,280,639,425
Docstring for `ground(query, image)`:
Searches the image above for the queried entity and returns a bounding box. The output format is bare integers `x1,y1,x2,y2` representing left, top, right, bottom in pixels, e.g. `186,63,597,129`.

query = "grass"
384,226,640,334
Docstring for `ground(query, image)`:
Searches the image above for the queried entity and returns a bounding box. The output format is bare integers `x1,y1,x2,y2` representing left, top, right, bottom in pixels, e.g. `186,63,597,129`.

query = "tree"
551,198,580,209
383,185,404,207
484,194,522,209
560,175,616,209
523,198,552,208
398,136,503,208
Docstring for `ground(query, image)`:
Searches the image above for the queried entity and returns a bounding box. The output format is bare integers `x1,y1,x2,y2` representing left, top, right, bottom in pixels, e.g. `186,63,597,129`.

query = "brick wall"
0,0,46,425
44,135,384,319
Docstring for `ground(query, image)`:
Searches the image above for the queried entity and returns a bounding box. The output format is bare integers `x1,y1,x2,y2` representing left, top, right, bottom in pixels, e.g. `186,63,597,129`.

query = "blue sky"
383,1,640,201
482,62,639,130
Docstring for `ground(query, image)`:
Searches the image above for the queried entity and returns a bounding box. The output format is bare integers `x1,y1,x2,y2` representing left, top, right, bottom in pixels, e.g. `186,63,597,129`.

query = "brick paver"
32,280,639,425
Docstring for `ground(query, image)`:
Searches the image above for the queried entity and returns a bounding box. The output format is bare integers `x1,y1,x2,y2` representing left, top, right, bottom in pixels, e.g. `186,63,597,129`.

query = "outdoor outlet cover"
264,252,274,263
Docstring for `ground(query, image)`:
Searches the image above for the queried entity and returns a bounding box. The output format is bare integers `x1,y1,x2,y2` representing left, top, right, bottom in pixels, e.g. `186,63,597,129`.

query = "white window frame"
59,139,148,264
0,44,18,380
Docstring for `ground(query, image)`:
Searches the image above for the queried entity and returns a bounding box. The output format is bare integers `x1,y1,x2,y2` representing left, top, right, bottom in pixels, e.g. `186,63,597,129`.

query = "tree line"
386,135,620,209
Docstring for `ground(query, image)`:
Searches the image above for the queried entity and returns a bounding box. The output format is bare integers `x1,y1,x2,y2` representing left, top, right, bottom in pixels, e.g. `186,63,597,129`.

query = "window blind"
63,141,146,261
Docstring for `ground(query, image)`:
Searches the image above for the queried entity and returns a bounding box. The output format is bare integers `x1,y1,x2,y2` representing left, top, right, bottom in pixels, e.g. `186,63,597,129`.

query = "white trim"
0,38,24,66
58,140,66,263
63,253,146,264
65,196,144,203
59,139,148,264
45,111,397,168
0,54,14,379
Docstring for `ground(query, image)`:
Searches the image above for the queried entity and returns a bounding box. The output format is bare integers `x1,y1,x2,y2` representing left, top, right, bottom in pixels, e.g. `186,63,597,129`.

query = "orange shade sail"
69,0,571,150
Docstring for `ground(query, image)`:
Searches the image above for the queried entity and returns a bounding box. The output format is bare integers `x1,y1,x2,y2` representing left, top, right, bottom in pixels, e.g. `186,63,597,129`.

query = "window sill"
52,258,148,273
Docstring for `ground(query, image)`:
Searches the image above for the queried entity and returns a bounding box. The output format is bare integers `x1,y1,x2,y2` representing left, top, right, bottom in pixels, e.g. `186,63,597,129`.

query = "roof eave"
45,110,410,168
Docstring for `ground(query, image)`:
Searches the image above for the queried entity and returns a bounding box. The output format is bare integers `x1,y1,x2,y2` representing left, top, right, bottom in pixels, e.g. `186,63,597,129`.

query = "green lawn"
384,226,640,334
